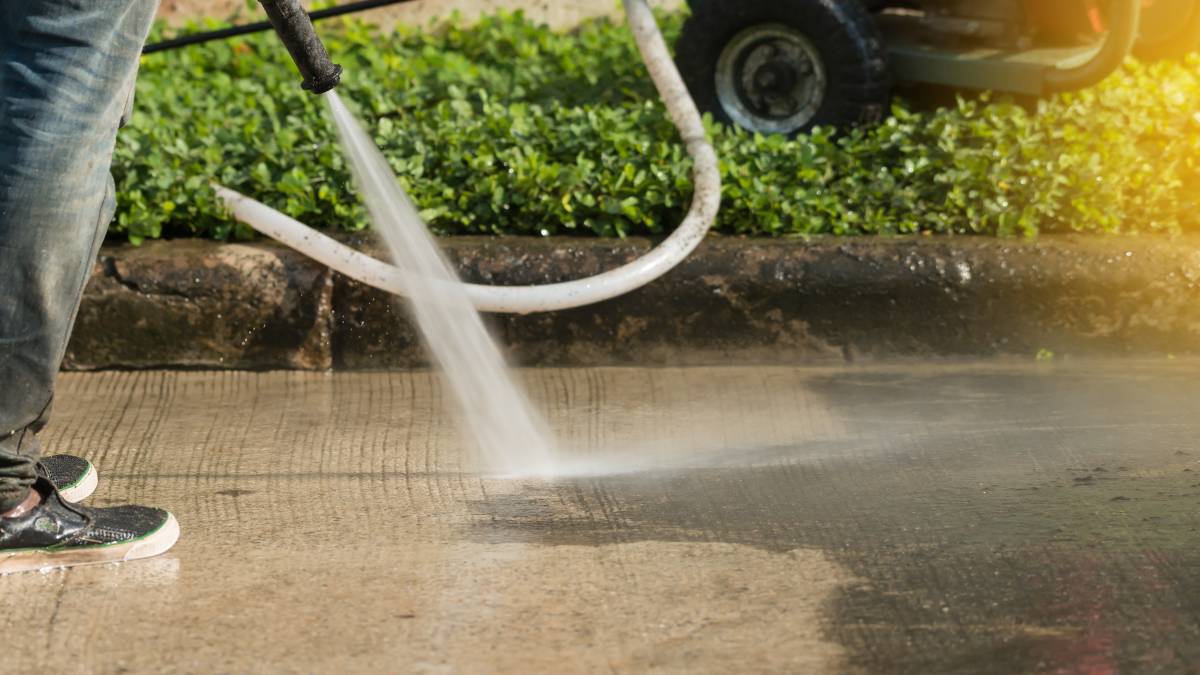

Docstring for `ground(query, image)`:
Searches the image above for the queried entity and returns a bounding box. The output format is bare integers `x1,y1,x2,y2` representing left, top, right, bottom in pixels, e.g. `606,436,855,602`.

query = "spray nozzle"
258,0,343,94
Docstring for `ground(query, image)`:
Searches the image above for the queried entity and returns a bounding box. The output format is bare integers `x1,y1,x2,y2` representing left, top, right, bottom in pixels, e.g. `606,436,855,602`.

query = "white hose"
215,0,720,314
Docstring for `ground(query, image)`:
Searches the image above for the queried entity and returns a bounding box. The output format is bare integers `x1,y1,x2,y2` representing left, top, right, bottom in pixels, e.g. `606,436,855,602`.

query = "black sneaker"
37,454,99,503
0,478,179,575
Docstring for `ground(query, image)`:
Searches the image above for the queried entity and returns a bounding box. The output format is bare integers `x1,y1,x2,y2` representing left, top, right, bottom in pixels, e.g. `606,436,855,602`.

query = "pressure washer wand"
258,0,343,93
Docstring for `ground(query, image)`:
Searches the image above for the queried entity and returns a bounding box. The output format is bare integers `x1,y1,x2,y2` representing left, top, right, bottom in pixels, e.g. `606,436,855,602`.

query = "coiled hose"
215,0,721,314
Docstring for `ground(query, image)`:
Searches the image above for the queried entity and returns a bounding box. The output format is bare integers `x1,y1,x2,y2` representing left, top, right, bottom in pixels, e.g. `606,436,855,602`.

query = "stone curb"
63,235,1200,370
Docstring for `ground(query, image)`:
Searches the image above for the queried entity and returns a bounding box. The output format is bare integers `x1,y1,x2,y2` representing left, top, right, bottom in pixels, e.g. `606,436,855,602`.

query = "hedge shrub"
112,11,1200,242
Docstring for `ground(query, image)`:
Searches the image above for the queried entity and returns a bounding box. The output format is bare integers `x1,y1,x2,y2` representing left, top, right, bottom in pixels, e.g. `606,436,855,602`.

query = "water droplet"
955,261,972,284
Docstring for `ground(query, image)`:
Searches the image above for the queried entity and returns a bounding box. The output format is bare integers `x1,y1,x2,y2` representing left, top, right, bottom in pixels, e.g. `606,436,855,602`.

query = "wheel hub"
716,24,826,135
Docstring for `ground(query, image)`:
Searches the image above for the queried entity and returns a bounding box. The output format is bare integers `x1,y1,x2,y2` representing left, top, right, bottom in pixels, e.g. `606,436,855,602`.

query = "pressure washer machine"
675,0,1196,135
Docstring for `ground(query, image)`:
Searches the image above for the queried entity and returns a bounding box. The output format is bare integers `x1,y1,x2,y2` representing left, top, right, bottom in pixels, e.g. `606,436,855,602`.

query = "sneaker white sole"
0,513,180,576
57,462,99,503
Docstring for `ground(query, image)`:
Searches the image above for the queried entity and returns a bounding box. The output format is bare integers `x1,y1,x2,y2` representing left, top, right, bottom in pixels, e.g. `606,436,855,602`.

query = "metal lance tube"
258,0,343,93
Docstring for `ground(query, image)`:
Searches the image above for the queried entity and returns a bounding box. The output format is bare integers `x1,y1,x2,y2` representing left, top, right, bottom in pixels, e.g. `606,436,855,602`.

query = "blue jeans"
0,0,159,510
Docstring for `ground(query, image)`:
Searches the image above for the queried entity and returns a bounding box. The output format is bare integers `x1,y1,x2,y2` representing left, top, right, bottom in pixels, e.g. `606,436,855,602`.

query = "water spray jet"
216,0,722,476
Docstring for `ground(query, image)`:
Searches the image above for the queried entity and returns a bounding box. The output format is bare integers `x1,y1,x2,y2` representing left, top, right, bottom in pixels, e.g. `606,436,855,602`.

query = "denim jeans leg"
0,0,160,510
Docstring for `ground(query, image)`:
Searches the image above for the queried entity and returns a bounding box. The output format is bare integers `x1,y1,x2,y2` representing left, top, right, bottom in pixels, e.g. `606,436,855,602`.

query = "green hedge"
112,11,1200,242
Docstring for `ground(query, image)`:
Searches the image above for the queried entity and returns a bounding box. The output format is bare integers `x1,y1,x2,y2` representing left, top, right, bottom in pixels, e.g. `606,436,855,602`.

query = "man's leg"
0,0,159,511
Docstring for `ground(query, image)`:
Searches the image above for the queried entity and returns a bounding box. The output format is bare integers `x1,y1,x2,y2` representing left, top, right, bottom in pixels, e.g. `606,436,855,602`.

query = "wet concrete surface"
2,361,1198,673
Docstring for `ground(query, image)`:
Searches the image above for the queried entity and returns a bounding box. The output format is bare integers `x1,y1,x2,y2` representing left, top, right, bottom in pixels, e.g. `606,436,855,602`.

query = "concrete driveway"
2,361,1197,673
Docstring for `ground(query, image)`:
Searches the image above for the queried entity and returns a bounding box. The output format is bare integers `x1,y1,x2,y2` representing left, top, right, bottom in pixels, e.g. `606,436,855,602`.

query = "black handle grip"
259,0,343,93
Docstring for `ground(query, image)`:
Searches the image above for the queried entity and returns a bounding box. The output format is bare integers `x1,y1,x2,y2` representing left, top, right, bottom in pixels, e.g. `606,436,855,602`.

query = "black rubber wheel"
1133,0,1200,61
676,0,890,136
